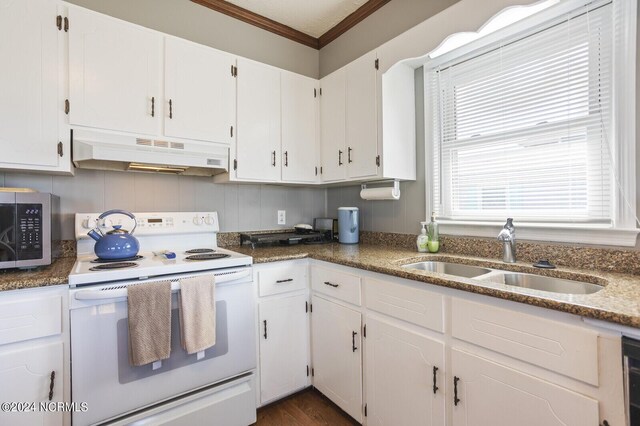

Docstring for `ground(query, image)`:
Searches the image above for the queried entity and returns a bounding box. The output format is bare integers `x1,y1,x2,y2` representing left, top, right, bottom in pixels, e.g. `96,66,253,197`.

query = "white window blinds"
430,1,614,224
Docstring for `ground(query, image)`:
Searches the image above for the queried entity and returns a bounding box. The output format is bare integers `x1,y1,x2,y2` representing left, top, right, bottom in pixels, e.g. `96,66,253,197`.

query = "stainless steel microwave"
0,192,59,269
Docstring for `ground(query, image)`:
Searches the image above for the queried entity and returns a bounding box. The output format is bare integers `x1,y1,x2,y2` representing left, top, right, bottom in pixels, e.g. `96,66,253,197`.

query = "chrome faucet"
497,218,516,263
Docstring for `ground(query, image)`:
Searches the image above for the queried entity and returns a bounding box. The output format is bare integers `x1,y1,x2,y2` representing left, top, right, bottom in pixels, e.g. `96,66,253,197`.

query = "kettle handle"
350,210,357,233
98,209,137,234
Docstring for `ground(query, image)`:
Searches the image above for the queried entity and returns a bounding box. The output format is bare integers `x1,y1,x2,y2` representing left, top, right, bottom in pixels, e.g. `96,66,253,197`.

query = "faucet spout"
497,218,516,263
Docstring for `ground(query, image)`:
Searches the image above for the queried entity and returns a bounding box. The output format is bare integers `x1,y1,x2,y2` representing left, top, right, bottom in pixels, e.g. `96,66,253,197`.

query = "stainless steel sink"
402,261,491,278
483,272,603,295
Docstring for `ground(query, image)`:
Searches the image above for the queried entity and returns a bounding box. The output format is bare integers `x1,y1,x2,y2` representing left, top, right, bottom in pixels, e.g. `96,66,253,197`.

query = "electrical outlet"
277,210,286,225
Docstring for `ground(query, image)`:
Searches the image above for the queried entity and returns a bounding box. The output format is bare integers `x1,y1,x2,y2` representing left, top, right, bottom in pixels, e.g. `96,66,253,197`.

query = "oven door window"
0,204,16,262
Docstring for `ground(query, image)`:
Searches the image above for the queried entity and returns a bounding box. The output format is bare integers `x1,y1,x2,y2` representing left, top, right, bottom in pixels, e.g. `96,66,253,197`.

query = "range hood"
72,129,229,176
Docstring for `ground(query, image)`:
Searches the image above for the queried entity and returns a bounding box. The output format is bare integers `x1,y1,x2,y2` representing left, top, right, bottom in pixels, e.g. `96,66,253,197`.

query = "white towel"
179,275,216,354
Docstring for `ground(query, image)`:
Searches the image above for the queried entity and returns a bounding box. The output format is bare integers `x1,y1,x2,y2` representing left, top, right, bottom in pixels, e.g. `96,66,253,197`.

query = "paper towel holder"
360,179,401,200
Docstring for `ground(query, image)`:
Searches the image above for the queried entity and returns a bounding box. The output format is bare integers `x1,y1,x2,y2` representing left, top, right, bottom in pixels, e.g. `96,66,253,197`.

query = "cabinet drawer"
258,264,307,297
452,298,599,385
0,296,62,346
311,266,361,306
364,277,444,332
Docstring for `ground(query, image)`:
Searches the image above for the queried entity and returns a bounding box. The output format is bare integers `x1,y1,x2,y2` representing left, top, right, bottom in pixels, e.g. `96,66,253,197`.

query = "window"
427,0,637,244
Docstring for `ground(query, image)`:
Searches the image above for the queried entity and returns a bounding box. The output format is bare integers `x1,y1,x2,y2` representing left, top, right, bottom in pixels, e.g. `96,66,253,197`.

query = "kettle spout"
87,229,102,242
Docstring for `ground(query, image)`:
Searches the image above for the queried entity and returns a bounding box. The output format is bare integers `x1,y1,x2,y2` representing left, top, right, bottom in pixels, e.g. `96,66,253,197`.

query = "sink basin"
483,272,603,295
402,261,491,278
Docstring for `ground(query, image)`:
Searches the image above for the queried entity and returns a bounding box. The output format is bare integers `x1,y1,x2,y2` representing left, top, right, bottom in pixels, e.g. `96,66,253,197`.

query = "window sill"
437,221,640,247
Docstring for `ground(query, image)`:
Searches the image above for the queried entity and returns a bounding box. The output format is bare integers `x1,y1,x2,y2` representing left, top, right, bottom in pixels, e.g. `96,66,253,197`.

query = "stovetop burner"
185,253,231,261
91,255,144,264
89,262,139,271
185,248,216,254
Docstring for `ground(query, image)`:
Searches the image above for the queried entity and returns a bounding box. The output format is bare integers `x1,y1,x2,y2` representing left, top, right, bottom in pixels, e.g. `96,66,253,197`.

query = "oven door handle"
73,269,252,301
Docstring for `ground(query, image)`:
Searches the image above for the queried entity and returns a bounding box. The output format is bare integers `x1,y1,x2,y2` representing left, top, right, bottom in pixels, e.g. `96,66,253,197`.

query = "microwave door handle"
74,269,251,300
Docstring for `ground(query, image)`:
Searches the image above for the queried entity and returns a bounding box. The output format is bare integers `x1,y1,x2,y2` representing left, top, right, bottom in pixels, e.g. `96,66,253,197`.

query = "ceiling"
224,0,368,38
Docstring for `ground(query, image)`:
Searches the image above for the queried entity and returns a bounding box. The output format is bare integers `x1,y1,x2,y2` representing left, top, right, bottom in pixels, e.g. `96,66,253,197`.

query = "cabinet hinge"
64,99,70,115
64,16,69,32
363,324,366,338
374,58,379,70
233,159,237,170
375,155,380,167
56,15,62,31
230,126,233,138
57,142,63,157
364,404,368,417
306,365,309,377
314,88,317,98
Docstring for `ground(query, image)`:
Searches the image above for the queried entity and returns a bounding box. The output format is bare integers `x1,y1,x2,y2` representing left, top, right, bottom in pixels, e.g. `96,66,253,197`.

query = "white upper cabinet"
319,69,347,182
235,59,282,182
68,6,162,136
281,72,319,183
345,50,379,179
164,37,235,144
0,0,71,174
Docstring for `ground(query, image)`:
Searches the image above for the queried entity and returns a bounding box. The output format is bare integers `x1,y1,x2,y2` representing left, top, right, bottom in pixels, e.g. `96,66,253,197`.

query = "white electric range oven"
69,212,256,426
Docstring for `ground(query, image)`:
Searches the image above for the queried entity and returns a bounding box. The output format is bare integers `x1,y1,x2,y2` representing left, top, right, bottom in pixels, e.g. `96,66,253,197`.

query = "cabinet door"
0,342,63,426
451,349,599,426
346,51,379,179
258,294,309,404
365,317,445,426
235,59,281,181
281,72,318,183
68,6,162,135
164,37,235,143
320,69,347,182
0,0,63,169
311,295,362,422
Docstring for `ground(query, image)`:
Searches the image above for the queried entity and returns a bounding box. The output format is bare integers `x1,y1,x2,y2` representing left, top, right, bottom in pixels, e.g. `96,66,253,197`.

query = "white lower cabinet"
258,294,310,404
451,349,600,426
0,342,64,426
0,285,68,426
365,316,445,426
311,295,363,422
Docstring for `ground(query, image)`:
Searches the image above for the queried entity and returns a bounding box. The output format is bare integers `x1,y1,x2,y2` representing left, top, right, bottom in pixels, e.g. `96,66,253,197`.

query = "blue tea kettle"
87,209,140,260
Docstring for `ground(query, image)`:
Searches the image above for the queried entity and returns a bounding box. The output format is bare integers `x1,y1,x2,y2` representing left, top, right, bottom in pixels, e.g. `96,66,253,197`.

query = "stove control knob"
82,218,97,229
193,216,204,225
204,215,214,225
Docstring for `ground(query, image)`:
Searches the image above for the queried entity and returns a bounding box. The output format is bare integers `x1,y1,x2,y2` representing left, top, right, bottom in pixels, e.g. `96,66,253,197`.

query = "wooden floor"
254,388,360,426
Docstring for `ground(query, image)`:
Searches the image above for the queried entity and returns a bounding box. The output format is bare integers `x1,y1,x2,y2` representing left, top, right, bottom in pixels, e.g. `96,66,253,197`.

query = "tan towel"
127,281,172,366
179,275,216,354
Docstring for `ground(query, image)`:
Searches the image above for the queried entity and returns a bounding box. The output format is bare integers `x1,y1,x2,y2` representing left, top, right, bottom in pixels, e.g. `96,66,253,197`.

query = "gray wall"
66,0,320,78
319,0,460,77
0,170,326,240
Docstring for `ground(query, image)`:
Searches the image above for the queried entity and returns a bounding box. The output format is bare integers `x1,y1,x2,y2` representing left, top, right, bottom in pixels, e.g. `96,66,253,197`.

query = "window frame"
423,0,638,246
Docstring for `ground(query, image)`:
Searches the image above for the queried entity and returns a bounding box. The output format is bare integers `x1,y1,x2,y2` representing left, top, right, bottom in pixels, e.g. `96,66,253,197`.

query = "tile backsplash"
1,169,326,240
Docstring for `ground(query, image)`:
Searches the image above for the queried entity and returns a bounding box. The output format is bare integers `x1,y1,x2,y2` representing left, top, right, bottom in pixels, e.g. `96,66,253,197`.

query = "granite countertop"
0,257,76,292
231,243,640,329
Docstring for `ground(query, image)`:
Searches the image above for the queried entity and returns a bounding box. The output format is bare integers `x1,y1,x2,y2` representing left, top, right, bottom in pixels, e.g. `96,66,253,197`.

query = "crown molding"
191,0,391,50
